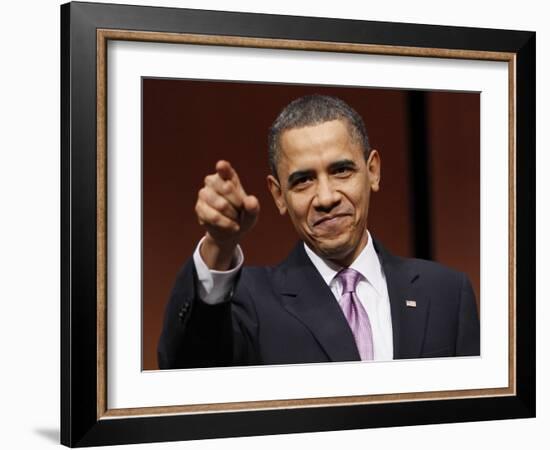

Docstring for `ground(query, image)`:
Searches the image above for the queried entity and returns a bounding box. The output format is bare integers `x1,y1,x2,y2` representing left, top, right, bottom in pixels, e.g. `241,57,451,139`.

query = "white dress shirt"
192,230,394,360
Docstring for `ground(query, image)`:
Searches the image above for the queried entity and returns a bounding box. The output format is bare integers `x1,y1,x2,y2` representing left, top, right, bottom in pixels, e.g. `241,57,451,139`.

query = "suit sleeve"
157,258,260,369
455,273,480,356
157,258,234,369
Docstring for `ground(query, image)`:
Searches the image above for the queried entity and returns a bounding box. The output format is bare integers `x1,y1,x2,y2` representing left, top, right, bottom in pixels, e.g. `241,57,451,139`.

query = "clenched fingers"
195,199,240,233
197,186,240,221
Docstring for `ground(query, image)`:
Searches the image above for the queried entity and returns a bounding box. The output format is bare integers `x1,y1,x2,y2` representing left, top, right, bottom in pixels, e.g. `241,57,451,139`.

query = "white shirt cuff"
192,235,244,305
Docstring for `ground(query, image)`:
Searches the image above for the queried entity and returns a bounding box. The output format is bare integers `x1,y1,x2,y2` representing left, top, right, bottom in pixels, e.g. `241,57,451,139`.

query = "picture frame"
61,1,535,447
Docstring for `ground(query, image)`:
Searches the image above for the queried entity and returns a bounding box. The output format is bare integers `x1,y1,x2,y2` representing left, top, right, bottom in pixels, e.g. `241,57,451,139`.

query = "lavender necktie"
336,268,374,360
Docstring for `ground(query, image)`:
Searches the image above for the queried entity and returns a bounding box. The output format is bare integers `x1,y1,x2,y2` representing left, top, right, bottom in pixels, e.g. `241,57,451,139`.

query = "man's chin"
307,231,367,265
311,239,353,263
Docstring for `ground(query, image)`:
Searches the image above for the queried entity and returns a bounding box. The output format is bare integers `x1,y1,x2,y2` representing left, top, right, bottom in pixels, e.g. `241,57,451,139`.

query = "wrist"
200,233,238,271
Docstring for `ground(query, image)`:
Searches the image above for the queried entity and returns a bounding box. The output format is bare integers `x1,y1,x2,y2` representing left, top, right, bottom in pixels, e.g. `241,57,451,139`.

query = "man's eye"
292,176,313,189
334,167,352,175
296,177,312,185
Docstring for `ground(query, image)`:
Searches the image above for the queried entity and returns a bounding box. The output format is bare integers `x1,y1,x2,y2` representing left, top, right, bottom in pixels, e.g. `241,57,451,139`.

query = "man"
157,94,480,369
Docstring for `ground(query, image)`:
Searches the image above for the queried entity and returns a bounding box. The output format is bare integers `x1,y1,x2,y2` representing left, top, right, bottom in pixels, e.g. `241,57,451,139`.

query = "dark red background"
142,79,480,370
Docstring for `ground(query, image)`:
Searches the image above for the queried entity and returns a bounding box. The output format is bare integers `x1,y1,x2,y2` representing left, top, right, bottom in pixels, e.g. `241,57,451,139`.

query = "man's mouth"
312,214,350,227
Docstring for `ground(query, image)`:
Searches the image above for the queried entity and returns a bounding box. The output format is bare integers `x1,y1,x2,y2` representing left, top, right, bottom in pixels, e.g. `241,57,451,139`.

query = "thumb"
240,195,260,231
242,195,260,216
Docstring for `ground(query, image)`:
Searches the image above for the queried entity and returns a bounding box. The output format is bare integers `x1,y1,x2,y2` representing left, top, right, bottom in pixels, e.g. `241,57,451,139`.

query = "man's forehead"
278,121,361,167
279,119,352,149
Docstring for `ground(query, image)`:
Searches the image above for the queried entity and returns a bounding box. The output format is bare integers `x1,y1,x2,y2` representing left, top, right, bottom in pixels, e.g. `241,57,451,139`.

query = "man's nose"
313,177,341,210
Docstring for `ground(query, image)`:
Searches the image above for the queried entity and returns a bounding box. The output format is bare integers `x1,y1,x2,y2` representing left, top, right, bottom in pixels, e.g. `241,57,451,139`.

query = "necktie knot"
337,268,362,294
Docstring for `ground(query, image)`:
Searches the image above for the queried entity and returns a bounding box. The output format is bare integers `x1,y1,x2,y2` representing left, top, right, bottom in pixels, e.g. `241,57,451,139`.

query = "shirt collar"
302,230,386,296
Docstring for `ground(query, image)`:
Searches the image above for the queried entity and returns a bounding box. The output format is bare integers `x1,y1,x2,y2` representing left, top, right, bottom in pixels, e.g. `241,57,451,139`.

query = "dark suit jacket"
158,239,480,369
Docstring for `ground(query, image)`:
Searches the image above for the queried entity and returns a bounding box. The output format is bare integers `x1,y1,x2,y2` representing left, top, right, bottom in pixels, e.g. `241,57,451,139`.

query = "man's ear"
367,149,381,192
267,175,287,215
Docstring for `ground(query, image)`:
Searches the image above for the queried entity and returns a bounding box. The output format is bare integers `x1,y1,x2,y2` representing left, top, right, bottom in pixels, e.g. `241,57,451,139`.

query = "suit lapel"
276,243,360,362
373,239,430,359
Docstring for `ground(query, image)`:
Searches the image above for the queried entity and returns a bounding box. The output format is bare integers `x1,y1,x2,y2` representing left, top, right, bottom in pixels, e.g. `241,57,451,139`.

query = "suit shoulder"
398,256,467,285
375,239,467,285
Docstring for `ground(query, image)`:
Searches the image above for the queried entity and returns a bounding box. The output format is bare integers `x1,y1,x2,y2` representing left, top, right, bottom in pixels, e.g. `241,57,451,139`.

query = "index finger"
216,160,246,196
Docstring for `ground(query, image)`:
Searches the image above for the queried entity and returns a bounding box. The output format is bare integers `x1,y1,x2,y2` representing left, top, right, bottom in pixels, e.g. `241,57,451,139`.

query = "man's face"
267,119,381,267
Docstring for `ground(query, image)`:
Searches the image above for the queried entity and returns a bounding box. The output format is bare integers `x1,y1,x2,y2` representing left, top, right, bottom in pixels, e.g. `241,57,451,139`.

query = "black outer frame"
60,1,535,447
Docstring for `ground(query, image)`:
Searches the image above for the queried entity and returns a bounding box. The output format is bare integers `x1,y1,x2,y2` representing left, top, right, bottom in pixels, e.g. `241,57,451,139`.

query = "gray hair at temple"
267,94,372,180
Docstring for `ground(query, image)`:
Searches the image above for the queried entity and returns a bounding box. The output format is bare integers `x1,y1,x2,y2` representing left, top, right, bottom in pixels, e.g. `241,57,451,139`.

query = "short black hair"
268,94,371,179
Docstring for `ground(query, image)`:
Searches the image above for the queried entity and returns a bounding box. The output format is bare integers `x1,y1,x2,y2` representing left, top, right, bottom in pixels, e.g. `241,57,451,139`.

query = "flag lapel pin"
406,299,417,308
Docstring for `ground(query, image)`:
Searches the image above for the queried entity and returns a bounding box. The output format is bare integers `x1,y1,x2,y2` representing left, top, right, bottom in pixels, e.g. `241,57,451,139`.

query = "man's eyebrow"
287,169,315,187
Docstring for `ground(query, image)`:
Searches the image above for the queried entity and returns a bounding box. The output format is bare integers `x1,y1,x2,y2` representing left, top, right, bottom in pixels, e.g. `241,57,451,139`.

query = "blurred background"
142,78,479,370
